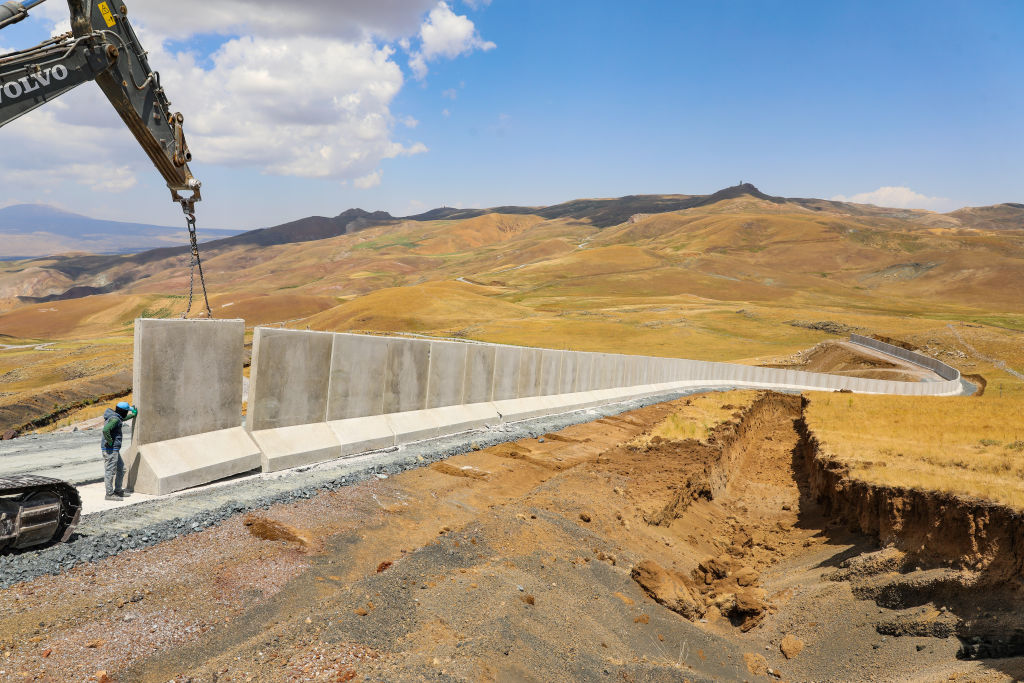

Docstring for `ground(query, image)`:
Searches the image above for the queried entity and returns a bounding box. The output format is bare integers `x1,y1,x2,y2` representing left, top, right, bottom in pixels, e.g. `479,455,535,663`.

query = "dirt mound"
768,340,925,381
243,515,313,549
429,462,489,479
630,559,704,620
786,319,858,335
870,334,919,351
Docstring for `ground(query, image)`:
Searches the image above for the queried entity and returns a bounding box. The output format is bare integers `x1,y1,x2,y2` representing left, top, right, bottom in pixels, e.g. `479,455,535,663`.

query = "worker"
102,401,137,501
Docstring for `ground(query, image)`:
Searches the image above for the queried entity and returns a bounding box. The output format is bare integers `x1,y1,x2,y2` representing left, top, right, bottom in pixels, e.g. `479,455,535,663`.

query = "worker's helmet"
117,402,131,411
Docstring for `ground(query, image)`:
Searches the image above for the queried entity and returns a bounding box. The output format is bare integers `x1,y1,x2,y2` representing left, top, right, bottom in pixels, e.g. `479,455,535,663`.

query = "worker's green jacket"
102,408,136,451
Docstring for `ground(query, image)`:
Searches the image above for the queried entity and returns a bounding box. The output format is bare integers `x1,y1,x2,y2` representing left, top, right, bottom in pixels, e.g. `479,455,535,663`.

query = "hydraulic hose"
0,0,46,29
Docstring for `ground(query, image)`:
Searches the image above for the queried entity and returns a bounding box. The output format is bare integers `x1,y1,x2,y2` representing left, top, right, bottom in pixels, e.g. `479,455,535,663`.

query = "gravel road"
0,429,104,485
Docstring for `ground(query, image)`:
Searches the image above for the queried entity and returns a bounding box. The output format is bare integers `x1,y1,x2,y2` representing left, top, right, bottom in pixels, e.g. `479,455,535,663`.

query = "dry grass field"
805,394,1024,509
626,389,760,449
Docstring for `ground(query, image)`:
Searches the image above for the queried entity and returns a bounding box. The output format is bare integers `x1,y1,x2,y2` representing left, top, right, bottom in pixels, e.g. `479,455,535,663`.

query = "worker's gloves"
128,407,138,419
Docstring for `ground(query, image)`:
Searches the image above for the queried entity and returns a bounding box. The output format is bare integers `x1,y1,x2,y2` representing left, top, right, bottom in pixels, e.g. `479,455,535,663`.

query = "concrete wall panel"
383,339,431,414
463,345,497,404
540,350,563,396
492,346,523,400
128,319,259,495
132,318,246,446
427,341,469,409
559,352,579,394
248,328,334,431
518,348,543,398
576,354,595,392
328,334,388,420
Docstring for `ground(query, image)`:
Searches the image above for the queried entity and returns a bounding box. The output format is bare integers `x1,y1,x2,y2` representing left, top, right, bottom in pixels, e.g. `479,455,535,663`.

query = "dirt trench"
797,409,1024,662
1,390,1023,681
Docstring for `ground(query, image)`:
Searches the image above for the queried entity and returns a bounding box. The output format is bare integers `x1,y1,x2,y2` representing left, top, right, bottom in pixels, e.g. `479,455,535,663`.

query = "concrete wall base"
127,427,261,496
429,403,501,435
493,396,562,422
329,415,397,456
385,410,443,443
251,423,343,473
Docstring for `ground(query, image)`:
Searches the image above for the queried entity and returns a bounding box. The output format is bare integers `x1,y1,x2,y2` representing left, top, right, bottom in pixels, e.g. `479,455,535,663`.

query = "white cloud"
157,37,428,178
354,170,383,189
17,164,138,193
831,186,953,211
34,0,439,41
3,0,497,195
0,105,142,194
442,108,451,118
442,88,458,100
410,2,495,79
464,0,492,8
0,0,494,212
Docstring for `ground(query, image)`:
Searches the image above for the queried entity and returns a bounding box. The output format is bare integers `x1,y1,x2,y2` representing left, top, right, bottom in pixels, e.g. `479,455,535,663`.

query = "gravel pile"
0,388,720,589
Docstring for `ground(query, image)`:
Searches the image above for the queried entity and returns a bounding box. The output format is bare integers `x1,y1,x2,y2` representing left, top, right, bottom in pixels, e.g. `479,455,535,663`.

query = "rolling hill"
3,183,1022,304
0,183,1022,434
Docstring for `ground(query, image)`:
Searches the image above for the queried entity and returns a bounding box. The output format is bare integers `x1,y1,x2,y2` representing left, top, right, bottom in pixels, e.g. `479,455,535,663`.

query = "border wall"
849,333,961,381
126,320,963,495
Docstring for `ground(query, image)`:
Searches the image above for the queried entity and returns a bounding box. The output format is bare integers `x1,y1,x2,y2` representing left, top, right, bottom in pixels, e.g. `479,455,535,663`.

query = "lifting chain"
181,204,213,319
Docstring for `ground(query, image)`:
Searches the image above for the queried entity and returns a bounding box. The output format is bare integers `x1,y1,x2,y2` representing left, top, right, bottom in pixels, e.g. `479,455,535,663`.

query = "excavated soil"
1,392,1022,681
765,341,929,382
798,411,1024,663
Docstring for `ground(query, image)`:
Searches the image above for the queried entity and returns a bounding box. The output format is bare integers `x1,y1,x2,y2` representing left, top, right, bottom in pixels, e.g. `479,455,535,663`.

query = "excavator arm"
1,0,211,319
0,2,209,551
0,0,200,207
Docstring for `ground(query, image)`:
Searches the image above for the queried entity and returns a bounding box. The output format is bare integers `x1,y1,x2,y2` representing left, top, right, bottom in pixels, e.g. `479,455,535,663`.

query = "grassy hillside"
0,187,1022,435
805,394,1024,509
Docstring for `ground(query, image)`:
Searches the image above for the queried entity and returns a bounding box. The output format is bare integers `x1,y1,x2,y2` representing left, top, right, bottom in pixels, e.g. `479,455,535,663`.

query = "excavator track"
0,475,82,552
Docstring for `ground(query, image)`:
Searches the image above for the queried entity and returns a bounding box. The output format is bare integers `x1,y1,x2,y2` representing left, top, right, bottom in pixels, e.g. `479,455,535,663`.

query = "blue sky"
1,0,1021,230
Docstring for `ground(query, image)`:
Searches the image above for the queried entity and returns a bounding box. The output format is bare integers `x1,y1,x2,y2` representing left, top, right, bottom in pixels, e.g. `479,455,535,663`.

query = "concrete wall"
130,322,964,495
849,334,961,381
427,341,469,408
248,328,333,431
127,319,261,496
383,338,430,414
132,318,247,445
328,334,388,420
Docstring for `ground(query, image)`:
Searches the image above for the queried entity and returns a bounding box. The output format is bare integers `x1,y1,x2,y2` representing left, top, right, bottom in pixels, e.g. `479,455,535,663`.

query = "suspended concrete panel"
127,319,259,495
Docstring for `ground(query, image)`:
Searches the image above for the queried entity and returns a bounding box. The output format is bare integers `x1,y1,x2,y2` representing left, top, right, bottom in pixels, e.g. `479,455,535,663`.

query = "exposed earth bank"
1,391,1022,681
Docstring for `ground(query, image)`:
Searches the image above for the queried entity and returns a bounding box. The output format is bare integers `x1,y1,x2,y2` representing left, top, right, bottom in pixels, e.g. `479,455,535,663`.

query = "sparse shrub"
1006,441,1024,452
993,459,1013,473
979,438,1001,447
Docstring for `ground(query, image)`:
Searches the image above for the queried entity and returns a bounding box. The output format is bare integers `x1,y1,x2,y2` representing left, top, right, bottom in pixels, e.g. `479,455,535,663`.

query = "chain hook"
179,197,213,320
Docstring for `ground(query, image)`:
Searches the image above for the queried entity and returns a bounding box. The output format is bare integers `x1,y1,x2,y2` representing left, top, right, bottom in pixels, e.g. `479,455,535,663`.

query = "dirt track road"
0,391,1019,681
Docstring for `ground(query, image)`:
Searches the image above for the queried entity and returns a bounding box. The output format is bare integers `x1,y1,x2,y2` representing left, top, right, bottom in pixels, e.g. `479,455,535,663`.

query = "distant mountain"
404,184,778,228
5,183,1021,303
947,203,1024,231
0,204,244,258
216,208,397,248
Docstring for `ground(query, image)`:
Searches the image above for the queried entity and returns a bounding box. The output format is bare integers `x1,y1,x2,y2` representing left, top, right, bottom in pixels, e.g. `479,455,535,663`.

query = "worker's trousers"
102,446,124,495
